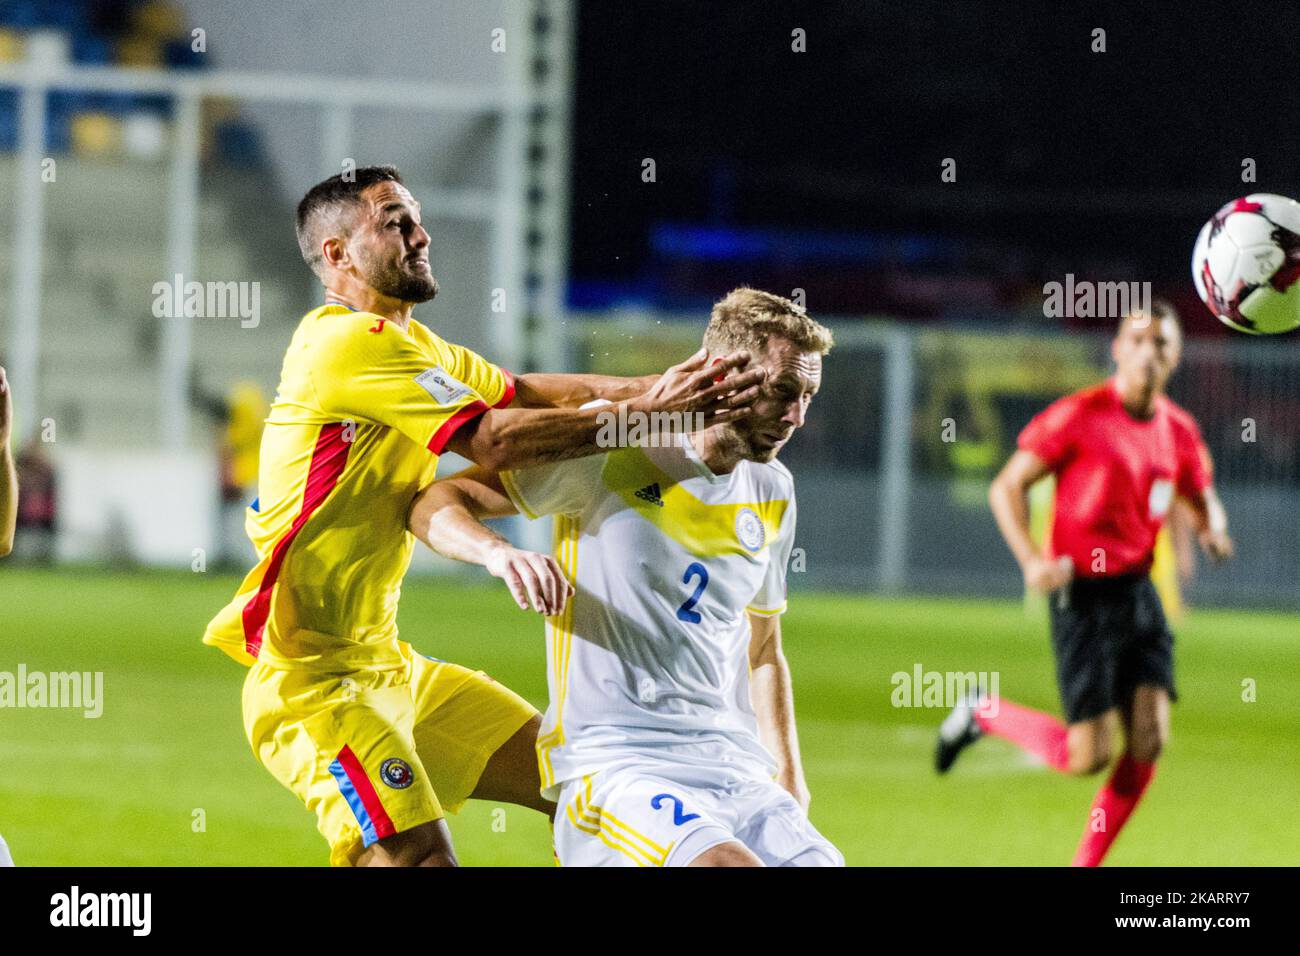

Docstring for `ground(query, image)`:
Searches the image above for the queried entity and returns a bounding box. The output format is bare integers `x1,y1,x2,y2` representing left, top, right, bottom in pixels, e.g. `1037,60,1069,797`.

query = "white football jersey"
500,433,795,800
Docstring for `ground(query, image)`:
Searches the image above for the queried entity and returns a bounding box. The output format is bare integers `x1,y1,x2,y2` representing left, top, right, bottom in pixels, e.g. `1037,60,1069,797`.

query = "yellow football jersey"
203,303,514,671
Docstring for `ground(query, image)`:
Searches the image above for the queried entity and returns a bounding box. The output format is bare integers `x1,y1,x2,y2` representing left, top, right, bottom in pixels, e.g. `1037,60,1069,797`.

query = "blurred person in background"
191,373,266,567
220,381,269,564
0,366,13,558
0,366,15,866
11,438,56,563
937,302,1234,866
0,364,57,564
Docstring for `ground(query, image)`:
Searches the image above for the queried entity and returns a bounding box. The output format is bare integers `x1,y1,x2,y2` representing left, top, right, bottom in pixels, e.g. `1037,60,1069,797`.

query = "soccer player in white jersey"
407,288,843,867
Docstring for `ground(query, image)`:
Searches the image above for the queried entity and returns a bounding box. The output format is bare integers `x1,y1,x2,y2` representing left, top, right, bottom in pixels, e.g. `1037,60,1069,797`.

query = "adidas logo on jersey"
634,483,664,506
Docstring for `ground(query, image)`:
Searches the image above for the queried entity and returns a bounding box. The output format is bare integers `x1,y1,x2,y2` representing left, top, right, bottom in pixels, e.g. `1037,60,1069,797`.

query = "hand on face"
635,348,768,427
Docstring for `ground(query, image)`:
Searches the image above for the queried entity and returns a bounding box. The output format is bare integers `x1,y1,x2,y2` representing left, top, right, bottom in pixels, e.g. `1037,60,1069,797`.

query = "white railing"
0,16,559,447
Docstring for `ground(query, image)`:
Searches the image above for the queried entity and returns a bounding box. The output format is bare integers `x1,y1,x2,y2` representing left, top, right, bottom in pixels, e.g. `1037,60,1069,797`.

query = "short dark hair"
1118,297,1180,335
295,165,404,277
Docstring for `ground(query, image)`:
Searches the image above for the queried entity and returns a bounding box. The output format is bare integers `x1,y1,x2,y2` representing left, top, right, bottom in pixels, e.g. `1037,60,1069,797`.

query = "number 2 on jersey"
676,562,709,623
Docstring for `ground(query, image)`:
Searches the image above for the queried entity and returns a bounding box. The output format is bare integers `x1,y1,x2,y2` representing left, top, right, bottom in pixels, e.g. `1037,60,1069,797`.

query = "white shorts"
554,764,844,867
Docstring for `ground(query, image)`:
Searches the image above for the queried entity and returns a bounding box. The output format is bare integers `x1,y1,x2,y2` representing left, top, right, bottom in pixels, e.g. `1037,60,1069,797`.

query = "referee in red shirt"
936,302,1233,866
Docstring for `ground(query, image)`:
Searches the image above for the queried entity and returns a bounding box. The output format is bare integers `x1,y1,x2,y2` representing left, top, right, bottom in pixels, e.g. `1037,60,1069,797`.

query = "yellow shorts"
242,639,537,866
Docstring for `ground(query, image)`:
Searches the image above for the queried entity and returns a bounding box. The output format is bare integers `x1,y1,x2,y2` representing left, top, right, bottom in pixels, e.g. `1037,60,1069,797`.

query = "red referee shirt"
1017,378,1213,578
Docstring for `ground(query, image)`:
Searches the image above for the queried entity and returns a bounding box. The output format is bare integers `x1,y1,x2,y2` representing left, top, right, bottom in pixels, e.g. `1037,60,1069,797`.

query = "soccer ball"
1192,193,1300,335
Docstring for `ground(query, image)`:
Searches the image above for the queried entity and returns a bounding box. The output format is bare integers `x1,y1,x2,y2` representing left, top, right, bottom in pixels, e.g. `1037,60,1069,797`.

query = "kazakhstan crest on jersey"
735,508,765,552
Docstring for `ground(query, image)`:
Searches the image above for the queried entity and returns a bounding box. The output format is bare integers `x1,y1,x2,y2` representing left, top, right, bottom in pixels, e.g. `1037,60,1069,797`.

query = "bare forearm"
1180,486,1225,535
751,656,806,787
1205,489,1229,535
0,444,14,556
514,372,658,409
456,401,623,471
455,350,764,470
989,478,1038,568
410,489,509,567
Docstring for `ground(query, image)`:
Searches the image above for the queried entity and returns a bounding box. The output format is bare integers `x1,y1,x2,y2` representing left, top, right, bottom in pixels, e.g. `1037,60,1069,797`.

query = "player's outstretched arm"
0,367,16,558
747,611,810,811
510,371,659,409
443,349,765,472
989,449,1071,593
1183,485,1234,563
408,467,572,616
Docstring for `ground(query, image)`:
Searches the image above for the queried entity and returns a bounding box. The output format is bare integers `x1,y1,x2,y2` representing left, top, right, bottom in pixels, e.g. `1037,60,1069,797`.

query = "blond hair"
703,287,834,357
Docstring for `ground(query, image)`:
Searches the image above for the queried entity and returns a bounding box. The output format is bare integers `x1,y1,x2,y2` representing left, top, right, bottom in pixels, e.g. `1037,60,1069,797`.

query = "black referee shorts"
1047,572,1177,725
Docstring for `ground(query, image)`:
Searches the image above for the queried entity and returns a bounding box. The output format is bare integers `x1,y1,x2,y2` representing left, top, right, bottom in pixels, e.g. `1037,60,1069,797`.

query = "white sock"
0,833,14,866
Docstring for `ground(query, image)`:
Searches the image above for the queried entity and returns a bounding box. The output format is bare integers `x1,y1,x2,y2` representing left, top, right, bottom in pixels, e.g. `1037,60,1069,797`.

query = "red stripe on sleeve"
241,422,351,659
494,369,516,408
427,400,489,455
336,744,397,840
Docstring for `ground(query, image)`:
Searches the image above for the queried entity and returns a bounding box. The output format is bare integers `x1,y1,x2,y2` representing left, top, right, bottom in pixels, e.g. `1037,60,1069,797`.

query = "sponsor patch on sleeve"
413,366,473,406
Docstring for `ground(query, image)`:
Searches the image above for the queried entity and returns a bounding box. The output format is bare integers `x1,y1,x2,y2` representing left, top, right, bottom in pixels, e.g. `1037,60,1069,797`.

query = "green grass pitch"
0,566,1295,866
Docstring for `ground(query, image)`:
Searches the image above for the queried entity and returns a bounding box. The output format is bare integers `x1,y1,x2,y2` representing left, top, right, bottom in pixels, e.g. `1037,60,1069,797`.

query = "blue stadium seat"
0,89,17,150
71,33,112,65
214,119,264,166
0,1,43,30
163,37,203,69
134,92,172,119
34,1,86,32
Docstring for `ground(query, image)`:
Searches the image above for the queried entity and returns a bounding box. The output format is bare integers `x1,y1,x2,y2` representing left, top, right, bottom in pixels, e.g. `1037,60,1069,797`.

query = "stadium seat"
70,111,122,156
0,27,24,62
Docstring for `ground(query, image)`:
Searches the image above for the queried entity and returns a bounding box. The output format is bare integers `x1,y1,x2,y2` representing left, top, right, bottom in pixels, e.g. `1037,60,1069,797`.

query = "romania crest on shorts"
380,757,414,789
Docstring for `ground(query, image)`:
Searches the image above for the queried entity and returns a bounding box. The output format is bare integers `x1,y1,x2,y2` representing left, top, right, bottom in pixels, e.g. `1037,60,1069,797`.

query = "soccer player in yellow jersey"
203,166,764,867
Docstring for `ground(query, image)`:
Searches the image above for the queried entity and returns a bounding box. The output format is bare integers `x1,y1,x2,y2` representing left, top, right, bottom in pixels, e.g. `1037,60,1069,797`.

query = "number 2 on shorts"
651,792,701,825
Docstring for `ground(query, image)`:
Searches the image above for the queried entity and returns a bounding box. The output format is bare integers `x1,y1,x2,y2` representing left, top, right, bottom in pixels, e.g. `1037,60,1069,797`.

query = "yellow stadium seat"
132,1,186,40
0,28,23,64
71,113,123,157
116,36,164,68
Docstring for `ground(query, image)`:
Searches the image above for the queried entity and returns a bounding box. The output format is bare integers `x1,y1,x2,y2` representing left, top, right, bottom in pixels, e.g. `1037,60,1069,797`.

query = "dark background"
569,0,1300,329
